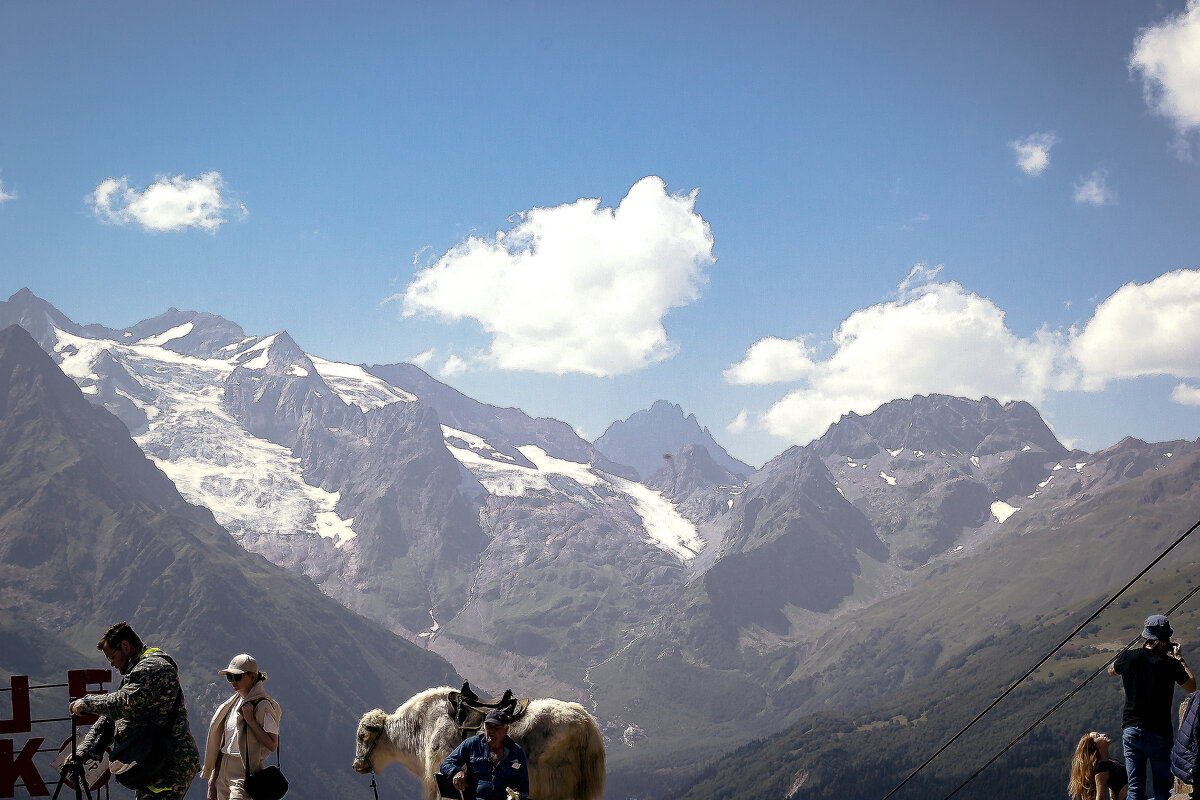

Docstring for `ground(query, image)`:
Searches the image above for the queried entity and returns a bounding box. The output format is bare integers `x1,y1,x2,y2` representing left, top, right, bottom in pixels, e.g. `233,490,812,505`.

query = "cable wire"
940,578,1200,800
880,514,1200,800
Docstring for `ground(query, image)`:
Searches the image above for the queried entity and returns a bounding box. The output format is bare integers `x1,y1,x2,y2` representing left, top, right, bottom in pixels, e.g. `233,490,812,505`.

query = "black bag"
241,698,287,800
108,688,182,790
244,765,288,800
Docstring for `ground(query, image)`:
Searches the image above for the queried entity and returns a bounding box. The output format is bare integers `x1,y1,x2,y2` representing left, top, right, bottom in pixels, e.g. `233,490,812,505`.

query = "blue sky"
3,1,1200,467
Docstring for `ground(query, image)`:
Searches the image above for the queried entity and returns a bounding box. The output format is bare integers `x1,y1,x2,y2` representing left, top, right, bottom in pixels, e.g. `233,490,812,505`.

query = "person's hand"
240,704,255,722
68,699,85,716
452,770,467,791
207,775,218,800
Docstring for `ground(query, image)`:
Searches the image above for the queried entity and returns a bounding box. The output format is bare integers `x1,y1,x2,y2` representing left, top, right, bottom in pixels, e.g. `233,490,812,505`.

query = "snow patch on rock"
991,501,1020,523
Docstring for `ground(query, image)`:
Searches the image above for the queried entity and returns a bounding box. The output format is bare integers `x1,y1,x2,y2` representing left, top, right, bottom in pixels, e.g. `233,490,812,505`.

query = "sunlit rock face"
801,394,1072,570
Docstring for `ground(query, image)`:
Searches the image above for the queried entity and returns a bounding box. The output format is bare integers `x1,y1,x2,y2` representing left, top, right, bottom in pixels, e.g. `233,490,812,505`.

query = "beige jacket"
201,682,282,779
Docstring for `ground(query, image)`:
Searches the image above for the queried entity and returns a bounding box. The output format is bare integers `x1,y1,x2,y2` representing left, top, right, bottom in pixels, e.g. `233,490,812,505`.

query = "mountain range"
3,285,1198,798
0,322,459,799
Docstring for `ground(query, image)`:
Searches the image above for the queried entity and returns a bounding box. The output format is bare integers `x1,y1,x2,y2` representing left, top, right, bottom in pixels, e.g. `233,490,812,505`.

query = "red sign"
0,678,29,736
0,670,112,798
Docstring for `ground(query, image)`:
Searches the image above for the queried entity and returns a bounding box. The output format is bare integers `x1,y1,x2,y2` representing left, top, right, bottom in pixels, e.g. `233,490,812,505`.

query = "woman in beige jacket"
201,654,282,800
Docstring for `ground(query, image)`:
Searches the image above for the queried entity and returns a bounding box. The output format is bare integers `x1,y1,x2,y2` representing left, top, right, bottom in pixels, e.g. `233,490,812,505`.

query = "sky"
2,1,1200,468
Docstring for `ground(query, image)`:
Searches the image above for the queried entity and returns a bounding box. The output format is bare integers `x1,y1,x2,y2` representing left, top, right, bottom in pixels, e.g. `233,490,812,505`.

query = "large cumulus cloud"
729,267,1200,446
1071,269,1200,388
1130,1,1200,139
398,176,715,376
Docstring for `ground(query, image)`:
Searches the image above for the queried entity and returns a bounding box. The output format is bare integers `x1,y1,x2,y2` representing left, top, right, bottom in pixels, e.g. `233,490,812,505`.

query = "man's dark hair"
97,621,143,653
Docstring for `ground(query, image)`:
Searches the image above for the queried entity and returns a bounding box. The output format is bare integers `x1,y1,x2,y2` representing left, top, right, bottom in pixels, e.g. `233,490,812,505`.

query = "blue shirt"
438,734,529,800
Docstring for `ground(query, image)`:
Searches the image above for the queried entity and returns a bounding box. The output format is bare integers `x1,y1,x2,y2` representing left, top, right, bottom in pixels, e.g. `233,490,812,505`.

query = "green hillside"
601,450,1200,797
674,565,1200,799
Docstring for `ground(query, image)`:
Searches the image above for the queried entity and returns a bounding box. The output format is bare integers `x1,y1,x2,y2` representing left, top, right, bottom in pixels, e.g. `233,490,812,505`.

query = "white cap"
218,653,259,676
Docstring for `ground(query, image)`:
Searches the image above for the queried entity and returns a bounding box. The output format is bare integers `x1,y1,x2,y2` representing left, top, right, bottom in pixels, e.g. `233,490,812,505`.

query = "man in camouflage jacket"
69,622,201,800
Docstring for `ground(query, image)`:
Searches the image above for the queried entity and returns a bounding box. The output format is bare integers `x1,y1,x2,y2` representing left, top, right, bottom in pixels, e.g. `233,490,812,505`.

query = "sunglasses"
226,673,247,683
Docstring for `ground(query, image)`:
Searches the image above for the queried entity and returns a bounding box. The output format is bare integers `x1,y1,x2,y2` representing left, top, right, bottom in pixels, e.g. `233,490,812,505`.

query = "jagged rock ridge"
595,399,753,479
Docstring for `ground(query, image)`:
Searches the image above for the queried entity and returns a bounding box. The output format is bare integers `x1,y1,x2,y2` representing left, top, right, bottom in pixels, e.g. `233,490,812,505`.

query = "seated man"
439,709,529,800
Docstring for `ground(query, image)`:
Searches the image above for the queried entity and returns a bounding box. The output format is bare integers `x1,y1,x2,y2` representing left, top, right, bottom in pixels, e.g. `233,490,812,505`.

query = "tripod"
52,716,96,800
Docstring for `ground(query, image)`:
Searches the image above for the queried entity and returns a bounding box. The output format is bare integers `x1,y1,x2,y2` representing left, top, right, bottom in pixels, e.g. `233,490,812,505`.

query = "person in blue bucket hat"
1110,614,1196,800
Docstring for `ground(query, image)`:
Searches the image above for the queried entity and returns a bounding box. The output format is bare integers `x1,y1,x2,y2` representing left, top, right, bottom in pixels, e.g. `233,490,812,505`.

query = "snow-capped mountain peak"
310,356,416,411
441,425,702,560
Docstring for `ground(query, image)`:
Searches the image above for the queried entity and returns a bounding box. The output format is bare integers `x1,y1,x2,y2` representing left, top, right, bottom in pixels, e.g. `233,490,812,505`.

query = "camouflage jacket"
77,647,202,787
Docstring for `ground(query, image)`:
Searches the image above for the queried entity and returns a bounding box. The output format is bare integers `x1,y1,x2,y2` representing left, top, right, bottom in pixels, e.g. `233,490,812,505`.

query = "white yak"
352,686,606,800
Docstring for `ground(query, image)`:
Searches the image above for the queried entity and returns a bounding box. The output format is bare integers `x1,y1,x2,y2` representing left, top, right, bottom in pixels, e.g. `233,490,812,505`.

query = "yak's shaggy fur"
353,686,605,800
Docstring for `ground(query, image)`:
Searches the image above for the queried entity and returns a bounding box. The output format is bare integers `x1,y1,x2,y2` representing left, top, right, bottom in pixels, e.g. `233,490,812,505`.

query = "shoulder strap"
162,654,183,730
240,697,281,772
152,652,183,731
166,687,182,728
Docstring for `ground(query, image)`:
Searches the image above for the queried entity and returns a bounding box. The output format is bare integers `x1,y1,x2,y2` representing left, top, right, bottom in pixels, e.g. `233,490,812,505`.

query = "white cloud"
396,176,715,376
734,268,1200,448
1010,132,1059,176
724,337,815,385
1130,1,1200,136
1073,169,1117,206
754,282,1067,444
1173,383,1200,405
727,409,749,434
90,172,237,232
1071,269,1200,388
411,349,435,368
0,172,14,205
897,262,943,297
440,354,467,377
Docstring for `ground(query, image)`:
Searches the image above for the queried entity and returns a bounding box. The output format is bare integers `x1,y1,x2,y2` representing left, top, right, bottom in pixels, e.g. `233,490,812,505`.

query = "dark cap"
484,708,511,726
1143,614,1173,642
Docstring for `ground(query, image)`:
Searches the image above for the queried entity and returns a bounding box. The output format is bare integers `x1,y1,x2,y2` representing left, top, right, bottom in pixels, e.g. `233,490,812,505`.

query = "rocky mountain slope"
586,401,1200,787
672,452,1200,800
366,361,636,480
0,289,706,699
674,394,1079,644
0,323,460,800
595,399,753,478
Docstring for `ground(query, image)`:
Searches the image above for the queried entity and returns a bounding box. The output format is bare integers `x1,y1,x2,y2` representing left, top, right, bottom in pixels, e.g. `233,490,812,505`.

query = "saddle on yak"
446,681,530,741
